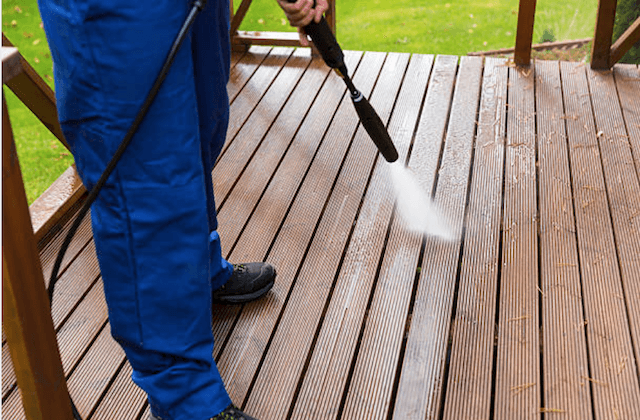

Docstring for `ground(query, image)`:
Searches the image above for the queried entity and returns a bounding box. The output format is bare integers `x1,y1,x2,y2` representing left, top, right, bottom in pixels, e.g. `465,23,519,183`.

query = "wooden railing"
229,0,336,50
515,0,640,68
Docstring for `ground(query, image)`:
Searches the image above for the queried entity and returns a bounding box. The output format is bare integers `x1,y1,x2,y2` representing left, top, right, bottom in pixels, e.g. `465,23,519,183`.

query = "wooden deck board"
5,50,640,420
535,60,591,419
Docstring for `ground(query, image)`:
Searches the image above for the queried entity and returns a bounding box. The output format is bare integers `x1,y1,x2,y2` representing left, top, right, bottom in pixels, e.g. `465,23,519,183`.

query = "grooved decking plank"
2,241,100,400
585,65,640,418
209,51,362,356
223,48,294,157
239,51,392,420
441,57,508,420
535,60,592,419
227,46,272,103
213,49,316,206
613,64,640,366
390,54,458,420
66,324,125,418
90,363,148,420
493,64,540,420
288,52,417,420
560,61,637,420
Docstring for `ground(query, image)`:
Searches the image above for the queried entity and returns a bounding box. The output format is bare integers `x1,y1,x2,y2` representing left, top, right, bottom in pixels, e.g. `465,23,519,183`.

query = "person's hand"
276,0,329,46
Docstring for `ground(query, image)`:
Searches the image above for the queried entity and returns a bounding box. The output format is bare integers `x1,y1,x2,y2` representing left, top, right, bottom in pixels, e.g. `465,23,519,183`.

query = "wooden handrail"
2,34,70,151
591,0,619,68
3,55,75,417
229,0,336,51
610,16,640,65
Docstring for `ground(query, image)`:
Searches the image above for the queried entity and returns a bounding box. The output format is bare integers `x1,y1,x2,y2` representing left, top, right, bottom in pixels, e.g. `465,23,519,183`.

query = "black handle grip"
352,92,399,162
286,0,346,73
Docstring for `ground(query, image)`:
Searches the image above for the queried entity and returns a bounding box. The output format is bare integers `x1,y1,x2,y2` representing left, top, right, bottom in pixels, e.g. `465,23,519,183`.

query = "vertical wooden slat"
493,64,539,420
442,57,508,420
536,60,592,419
514,0,537,66
591,0,618,69
2,93,74,420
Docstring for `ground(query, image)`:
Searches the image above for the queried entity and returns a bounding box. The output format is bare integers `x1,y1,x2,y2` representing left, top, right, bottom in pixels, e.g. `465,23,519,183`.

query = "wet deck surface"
3,47,640,419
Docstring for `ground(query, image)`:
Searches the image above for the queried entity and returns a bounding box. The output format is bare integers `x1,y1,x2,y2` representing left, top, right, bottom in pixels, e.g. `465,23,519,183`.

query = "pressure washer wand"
291,2,399,163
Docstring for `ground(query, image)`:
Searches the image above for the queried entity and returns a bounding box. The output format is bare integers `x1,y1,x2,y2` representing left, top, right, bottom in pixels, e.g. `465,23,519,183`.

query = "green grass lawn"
3,0,597,204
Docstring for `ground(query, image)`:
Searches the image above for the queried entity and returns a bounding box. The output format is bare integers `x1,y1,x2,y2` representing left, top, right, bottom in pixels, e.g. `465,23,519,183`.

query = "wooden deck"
3,46,640,419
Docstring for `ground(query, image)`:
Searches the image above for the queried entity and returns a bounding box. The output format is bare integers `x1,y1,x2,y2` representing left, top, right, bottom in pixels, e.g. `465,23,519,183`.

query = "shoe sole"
213,277,276,304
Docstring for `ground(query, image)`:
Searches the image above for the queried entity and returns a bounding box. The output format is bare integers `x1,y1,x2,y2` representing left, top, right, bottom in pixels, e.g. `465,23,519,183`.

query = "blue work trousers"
38,0,234,418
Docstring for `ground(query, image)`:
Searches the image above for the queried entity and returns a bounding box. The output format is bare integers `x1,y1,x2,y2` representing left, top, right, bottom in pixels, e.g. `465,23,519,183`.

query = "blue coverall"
38,0,235,418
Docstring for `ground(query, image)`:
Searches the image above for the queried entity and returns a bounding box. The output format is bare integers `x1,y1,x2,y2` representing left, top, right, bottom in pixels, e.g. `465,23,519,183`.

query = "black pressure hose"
46,1,207,418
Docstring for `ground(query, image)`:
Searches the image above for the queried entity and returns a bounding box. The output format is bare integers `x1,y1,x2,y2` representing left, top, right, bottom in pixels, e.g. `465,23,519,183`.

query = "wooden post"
514,0,537,66
591,0,618,69
3,92,74,420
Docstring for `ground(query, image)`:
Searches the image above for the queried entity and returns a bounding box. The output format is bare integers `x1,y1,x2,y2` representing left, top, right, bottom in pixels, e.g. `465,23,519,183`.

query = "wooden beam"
2,34,69,150
230,0,253,37
232,31,303,49
611,16,640,65
591,0,618,69
2,93,74,420
514,0,537,66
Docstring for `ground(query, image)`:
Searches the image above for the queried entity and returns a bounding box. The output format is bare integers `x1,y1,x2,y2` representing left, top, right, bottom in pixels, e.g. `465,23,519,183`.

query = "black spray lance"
288,0,399,163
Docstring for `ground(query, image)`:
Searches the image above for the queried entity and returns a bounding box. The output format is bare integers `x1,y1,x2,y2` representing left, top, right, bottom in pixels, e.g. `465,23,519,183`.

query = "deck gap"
489,58,511,420
216,48,294,166
431,57,461,198
216,55,316,212
437,56,485,420
333,180,395,420
387,233,428,420
134,401,150,420
227,47,272,108
532,61,545,420
239,55,369,411
53,270,102,336
85,357,128,420
404,55,435,166
65,318,109,382
558,61,597,420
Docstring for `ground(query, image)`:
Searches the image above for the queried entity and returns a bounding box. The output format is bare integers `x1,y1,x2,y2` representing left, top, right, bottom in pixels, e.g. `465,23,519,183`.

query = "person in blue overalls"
37,0,327,419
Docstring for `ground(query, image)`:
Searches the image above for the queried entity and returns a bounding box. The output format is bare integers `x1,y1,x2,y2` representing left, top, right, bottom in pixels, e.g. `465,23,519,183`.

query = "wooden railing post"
591,0,618,68
3,51,75,420
514,0,537,66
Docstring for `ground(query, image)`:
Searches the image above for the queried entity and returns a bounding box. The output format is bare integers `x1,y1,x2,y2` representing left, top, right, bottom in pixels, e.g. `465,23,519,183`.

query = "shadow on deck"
3,46,640,419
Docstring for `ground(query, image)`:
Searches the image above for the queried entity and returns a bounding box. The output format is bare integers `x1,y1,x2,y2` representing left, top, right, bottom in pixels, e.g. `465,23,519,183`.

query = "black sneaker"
211,262,276,304
150,404,258,420
211,404,258,420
